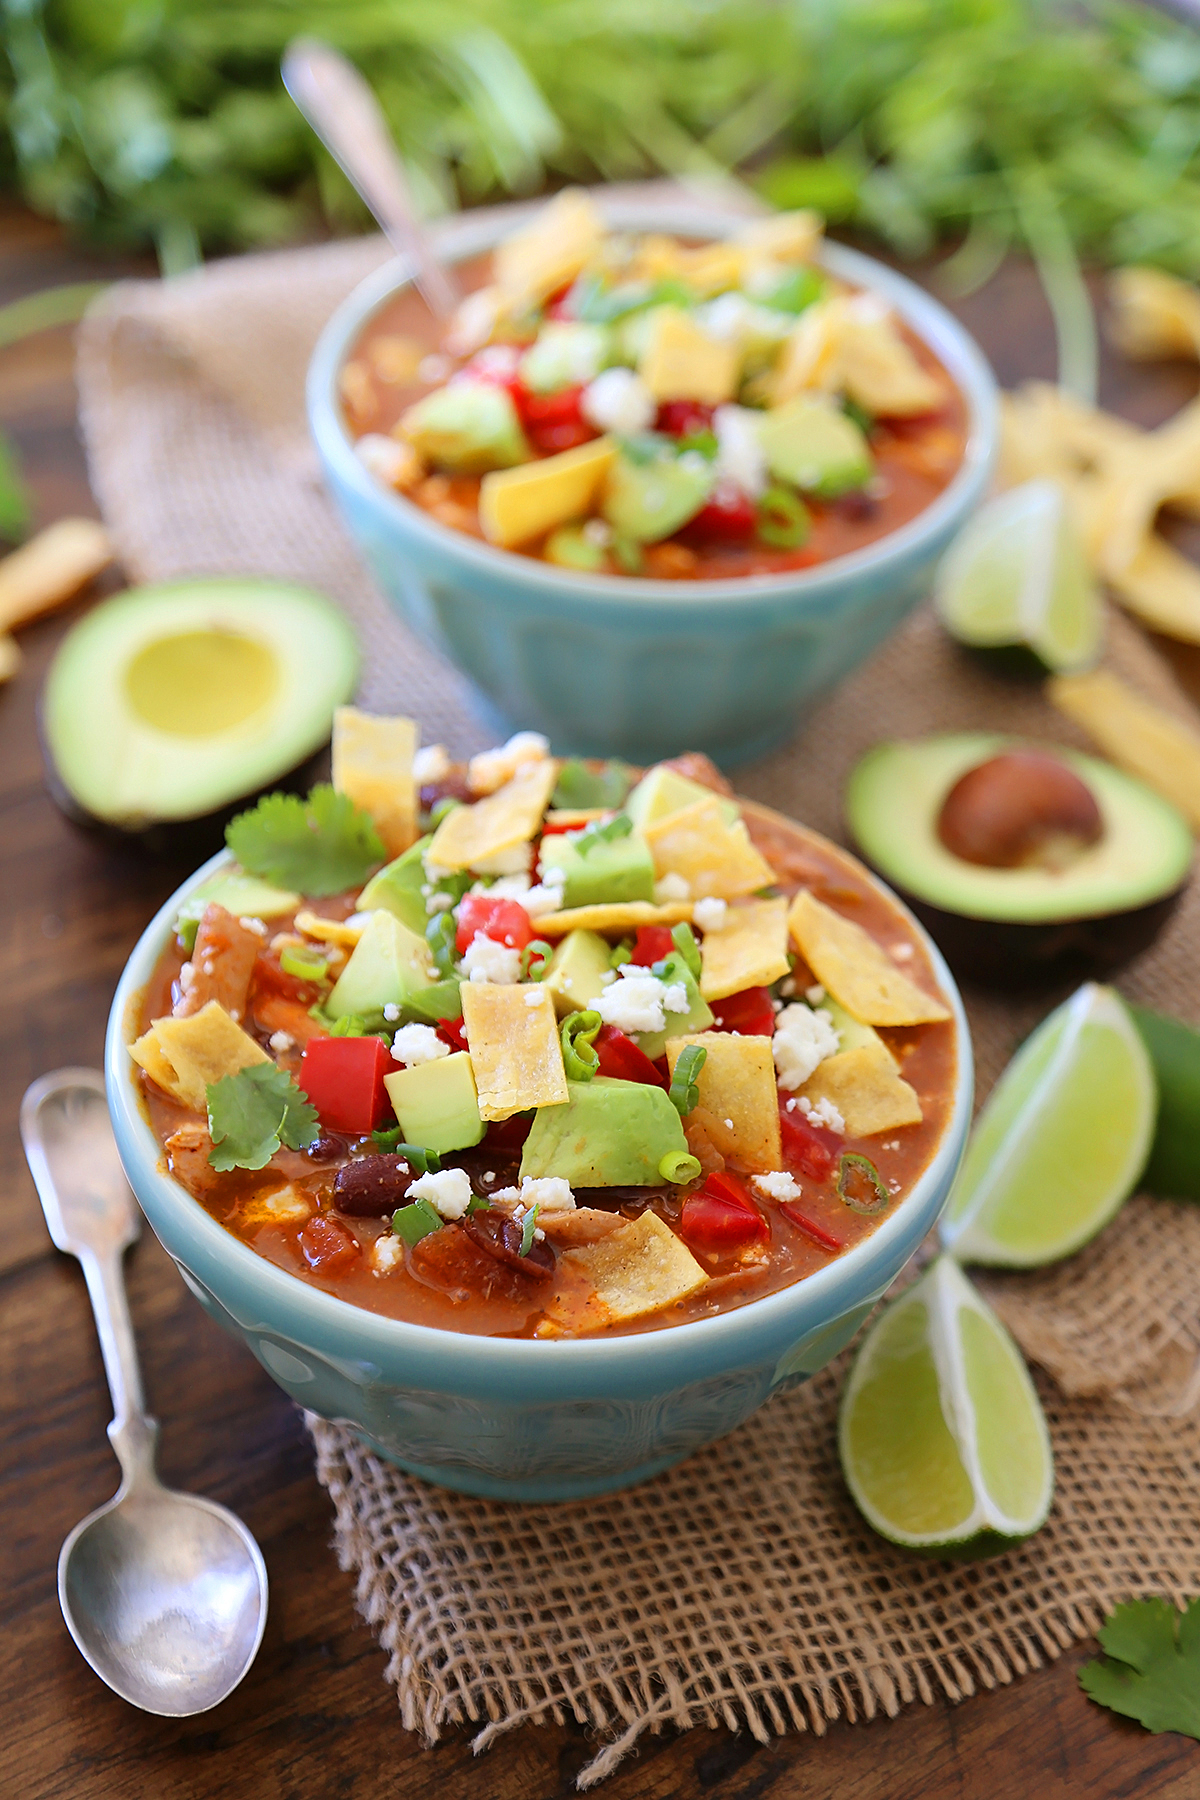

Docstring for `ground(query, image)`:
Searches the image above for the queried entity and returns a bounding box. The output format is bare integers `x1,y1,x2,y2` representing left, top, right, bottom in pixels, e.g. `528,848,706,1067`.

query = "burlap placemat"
75,203,1200,1782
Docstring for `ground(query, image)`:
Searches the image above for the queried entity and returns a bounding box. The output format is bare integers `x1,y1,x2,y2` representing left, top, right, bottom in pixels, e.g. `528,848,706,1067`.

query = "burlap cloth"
76,201,1200,1784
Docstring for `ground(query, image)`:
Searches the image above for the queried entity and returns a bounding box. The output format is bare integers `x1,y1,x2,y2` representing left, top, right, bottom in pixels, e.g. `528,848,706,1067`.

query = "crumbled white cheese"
582,517,613,548
383,1003,401,1022
462,932,523,985
773,1003,841,1090
423,887,455,914
371,1234,405,1275
468,731,550,797
524,987,548,1007
239,915,268,937
752,1170,803,1203
678,449,711,478
492,1176,576,1213
268,1030,294,1053
805,983,826,1004
890,941,915,962
416,352,453,384
408,1167,473,1220
354,432,420,490
595,968,689,1035
413,744,450,785
798,1094,846,1133
471,842,534,877
523,882,566,919
714,404,768,500
480,871,562,918
655,871,692,903
479,872,531,899
581,366,655,436
391,1023,450,1066
724,1117,734,1129
692,896,728,933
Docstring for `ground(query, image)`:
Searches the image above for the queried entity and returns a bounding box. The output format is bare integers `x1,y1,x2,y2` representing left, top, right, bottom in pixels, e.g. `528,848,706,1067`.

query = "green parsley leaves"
206,1064,319,1171
226,785,384,896
1079,1598,1200,1738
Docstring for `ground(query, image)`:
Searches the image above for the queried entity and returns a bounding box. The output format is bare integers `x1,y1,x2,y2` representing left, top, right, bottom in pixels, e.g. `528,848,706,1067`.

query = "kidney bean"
307,1135,346,1163
333,1154,414,1216
463,1208,556,1279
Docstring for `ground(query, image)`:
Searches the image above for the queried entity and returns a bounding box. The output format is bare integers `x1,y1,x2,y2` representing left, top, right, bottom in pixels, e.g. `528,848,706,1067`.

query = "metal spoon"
282,36,460,320
21,1068,268,1716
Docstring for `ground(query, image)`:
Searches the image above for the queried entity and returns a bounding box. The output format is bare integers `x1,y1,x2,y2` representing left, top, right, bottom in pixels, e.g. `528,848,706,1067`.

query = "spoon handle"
282,38,460,321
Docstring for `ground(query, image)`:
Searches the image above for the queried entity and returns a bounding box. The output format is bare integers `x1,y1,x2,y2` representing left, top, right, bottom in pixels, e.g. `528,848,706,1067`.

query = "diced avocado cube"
624,764,738,830
399,381,530,475
539,823,655,908
519,1077,688,1187
384,1052,484,1154
601,443,713,543
519,322,611,394
757,394,873,499
404,978,463,1025
633,953,714,1062
821,996,883,1056
544,929,613,1019
544,524,606,571
174,871,299,946
326,911,435,1020
359,835,430,935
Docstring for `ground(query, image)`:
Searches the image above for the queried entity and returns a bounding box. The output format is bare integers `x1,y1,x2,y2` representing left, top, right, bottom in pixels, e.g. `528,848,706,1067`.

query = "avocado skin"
1130,1005,1200,1201
890,884,1185,990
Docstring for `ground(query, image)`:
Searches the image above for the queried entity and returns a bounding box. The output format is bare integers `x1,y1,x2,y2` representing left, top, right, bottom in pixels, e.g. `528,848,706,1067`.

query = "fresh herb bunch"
4,1,1200,283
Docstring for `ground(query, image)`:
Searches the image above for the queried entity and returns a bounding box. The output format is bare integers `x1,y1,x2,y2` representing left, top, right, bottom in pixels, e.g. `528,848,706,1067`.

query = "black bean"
307,1135,345,1163
463,1207,555,1279
333,1154,414,1216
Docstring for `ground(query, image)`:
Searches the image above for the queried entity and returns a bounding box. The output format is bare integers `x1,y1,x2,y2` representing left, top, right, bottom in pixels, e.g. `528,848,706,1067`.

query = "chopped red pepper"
657,400,715,438
298,1214,361,1274
683,483,758,543
455,893,534,954
780,1202,844,1253
629,925,675,966
298,1035,393,1134
594,1023,668,1088
438,1016,469,1054
681,1171,769,1250
710,985,777,1037
778,1092,843,1181
515,384,597,455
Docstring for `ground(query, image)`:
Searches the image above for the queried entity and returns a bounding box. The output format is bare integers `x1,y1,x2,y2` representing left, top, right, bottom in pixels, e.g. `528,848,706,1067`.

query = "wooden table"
3,204,1199,1798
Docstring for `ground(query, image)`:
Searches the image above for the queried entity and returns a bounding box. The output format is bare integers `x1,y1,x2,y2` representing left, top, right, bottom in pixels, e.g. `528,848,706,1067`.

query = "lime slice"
839,1256,1053,1554
942,982,1155,1268
935,479,1101,673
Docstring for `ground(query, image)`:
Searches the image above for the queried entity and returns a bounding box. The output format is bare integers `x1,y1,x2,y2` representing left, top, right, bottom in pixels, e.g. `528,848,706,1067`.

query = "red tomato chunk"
516,383,595,455
455,893,534,954
595,1023,668,1088
779,1093,843,1180
711,986,777,1037
656,400,715,438
299,1215,361,1274
681,1171,769,1250
299,1035,393,1134
629,925,675,966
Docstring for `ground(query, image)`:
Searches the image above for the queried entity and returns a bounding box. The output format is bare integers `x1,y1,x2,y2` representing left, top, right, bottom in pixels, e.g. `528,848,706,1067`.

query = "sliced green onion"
428,796,463,828
466,1192,490,1214
677,429,718,460
611,533,644,573
660,1150,702,1184
519,1204,540,1257
609,937,634,970
280,945,328,982
561,1009,602,1081
391,1198,443,1245
371,1130,442,1174
522,938,553,979
426,910,458,978
326,1010,387,1039
757,485,810,549
174,905,203,954
670,921,701,980
837,1153,890,1215
576,812,633,857
668,1043,707,1117
552,758,635,811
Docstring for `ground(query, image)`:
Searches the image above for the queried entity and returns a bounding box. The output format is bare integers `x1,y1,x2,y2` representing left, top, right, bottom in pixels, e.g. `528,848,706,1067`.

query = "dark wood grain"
3,204,1199,1798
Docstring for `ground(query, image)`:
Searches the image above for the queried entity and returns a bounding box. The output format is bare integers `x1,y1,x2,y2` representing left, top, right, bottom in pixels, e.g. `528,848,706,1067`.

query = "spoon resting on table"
20,1068,268,1716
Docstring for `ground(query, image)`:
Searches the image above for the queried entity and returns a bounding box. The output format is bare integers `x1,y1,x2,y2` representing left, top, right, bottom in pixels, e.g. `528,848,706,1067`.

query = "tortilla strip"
698,896,790,1002
426,757,558,871
460,981,568,1121
666,1031,782,1174
642,796,776,900
1047,668,1200,833
799,1040,922,1138
332,708,418,858
788,889,949,1027
558,1210,708,1324
130,1000,270,1112
535,900,695,938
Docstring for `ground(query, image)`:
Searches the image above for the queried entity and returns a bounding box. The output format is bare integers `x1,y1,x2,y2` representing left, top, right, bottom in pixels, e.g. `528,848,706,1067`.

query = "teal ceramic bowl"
308,195,998,766
105,825,973,1504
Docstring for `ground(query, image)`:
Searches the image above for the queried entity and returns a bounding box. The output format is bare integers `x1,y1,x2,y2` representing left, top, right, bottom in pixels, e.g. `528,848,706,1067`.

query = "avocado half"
845,733,1193,986
41,578,359,853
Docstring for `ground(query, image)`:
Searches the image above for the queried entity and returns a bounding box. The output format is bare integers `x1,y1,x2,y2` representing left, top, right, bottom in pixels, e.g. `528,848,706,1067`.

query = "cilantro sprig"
1079,1598,1200,1737
206,1064,319,1171
226,786,385,896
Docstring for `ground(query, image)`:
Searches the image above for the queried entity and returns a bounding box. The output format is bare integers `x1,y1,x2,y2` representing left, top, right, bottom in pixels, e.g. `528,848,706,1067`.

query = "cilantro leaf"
207,1064,319,1171
226,786,385,896
1079,1598,1200,1737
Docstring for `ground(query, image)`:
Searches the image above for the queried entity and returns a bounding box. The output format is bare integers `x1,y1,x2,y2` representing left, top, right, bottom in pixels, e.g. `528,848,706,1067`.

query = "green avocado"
174,870,299,947
400,381,530,474
538,822,655,908
519,322,611,394
624,764,738,830
757,394,873,498
519,1076,688,1186
384,1051,484,1154
602,442,713,543
544,929,613,1018
358,836,430,934
632,952,714,1062
846,732,1193,986
326,911,436,1019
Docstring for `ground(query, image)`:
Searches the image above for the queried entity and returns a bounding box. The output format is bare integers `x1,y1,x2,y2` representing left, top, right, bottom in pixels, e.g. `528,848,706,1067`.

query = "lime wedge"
839,1256,1054,1554
942,982,1155,1268
936,479,1101,673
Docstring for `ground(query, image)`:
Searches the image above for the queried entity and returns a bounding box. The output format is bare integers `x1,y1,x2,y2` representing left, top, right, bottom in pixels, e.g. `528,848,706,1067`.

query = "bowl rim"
307,192,999,610
105,805,973,1375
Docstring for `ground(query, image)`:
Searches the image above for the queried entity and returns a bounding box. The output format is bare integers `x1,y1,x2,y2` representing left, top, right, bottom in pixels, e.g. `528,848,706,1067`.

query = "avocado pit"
937,751,1103,874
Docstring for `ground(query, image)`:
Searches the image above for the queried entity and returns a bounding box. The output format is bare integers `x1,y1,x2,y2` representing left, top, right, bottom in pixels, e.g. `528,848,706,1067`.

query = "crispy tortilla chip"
642,796,775,900
666,1031,782,1174
130,1000,270,1111
332,708,418,859
770,296,943,416
698,896,790,1002
535,900,694,938
0,635,20,683
799,1039,922,1138
0,517,113,632
495,189,604,305
1108,267,1200,362
294,909,367,948
1107,533,1200,643
426,758,558,872
788,890,949,1027
1047,668,1200,832
459,982,568,1121
559,1210,708,1324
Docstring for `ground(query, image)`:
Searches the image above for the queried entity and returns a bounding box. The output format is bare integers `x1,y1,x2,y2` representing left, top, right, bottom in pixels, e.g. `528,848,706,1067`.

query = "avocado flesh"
42,579,359,833
358,836,430,934
327,911,436,1020
602,449,713,543
625,765,738,829
544,929,613,1018
520,1076,688,1186
757,396,872,498
384,1052,484,1154
538,824,655,908
846,733,1192,985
